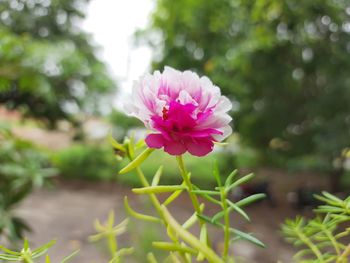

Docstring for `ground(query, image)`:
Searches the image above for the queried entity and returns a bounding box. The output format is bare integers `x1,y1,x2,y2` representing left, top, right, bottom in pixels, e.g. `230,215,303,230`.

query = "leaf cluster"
193,164,266,249
89,211,134,263
112,136,266,262
282,192,350,262
0,239,78,263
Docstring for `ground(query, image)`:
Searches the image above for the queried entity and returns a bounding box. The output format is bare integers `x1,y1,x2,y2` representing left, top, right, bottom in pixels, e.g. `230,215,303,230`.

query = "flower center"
162,107,169,120
152,101,197,136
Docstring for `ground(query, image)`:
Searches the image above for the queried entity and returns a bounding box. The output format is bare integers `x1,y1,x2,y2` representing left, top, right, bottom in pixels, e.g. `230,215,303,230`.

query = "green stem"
108,234,119,263
135,167,164,215
221,191,232,262
176,155,210,262
134,166,189,262
22,255,34,263
296,230,324,262
337,243,350,263
161,205,224,263
321,226,340,256
175,155,201,213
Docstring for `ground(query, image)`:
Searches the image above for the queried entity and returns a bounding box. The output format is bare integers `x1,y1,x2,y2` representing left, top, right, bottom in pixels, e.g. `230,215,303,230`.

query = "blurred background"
0,0,349,262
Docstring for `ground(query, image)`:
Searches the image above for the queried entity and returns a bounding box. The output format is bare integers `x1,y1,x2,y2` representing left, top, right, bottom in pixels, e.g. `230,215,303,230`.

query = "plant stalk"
296,230,324,262
134,166,189,262
221,190,232,261
176,155,201,214
337,243,350,263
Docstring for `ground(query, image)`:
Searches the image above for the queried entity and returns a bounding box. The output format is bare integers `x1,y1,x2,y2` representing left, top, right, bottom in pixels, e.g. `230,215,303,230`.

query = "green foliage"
0,125,56,243
194,166,266,250
51,143,118,181
0,0,116,125
118,149,235,189
0,239,78,263
113,135,237,188
90,208,166,262
110,135,265,262
142,0,350,175
89,211,134,263
282,192,350,262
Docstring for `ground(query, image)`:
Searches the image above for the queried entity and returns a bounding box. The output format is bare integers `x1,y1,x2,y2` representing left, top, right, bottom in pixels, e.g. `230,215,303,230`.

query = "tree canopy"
142,0,350,176
0,0,115,125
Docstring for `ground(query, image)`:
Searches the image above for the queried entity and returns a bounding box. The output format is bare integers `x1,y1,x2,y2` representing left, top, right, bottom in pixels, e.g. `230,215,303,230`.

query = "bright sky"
82,0,154,108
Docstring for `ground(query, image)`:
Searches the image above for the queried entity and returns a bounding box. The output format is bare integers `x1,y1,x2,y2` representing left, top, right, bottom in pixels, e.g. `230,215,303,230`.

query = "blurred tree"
0,0,115,126
142,0,350,190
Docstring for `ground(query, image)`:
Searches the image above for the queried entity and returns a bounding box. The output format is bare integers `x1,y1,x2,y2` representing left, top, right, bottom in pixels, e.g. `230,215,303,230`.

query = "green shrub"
282,192,350,262
52,144,118,181
0,124,56,243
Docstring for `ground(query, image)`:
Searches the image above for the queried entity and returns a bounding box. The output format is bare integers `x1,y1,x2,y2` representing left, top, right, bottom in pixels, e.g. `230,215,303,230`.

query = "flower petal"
212,125,233,141
185,138,214,157
164,141,187,156
145,134,165,149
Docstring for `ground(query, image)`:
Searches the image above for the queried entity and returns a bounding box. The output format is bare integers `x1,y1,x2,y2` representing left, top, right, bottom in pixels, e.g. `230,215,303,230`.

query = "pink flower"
125,66,232,156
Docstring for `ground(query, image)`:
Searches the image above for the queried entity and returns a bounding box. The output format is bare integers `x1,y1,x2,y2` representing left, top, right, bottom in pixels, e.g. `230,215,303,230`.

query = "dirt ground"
14,177,313,263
